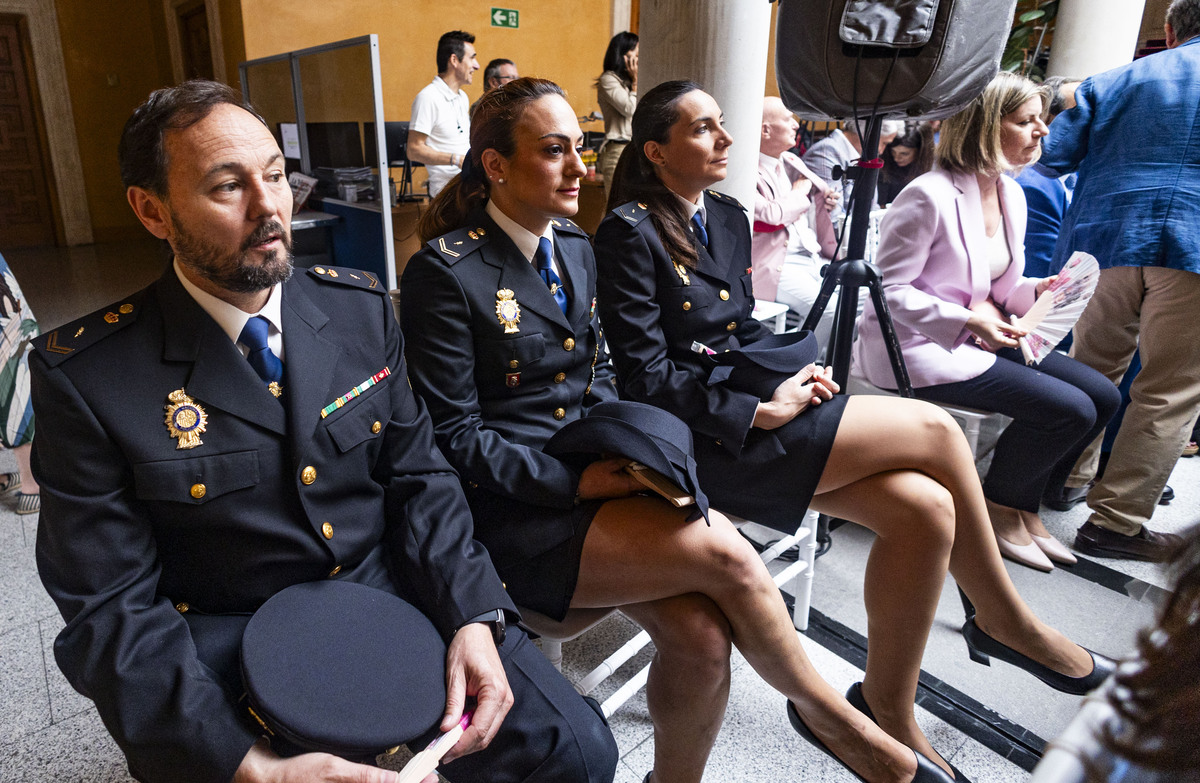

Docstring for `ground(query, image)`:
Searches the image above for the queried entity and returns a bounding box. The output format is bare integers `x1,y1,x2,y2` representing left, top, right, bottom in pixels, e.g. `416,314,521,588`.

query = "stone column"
610,0,632,38
637,0,772,209
1047,0,1148,78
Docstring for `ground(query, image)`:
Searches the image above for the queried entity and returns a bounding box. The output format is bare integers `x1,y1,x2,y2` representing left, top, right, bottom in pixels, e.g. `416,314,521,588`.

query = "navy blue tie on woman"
593,80,1116,782
399,77,959,783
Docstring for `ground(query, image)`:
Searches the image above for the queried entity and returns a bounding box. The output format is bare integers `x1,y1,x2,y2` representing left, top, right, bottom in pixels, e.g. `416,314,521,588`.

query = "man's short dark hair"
1168,0,1200,43
484,58,515,88
436,30,475,74
119,79,266,196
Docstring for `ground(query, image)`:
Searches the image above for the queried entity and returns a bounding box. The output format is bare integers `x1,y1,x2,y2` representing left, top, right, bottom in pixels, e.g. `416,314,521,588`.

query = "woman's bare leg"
809,469,956,773
619,594,732,783
811,397,1093,765
14,444,38,494
573,497,917,783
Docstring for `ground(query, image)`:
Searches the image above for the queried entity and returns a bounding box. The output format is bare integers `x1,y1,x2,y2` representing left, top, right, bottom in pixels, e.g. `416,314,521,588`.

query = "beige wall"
240,1,614,134
55,0,176,240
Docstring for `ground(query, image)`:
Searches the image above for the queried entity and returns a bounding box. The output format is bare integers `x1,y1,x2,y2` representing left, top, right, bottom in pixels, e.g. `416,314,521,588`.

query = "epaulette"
549,217,589,237
426,225,491,266
306,265,385,292
705,189,747,212
612,200,652,226
34,293,144,367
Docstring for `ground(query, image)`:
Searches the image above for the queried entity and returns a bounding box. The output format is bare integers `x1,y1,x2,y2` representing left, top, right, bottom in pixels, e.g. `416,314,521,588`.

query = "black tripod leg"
801,259,844,336
863,265,915,397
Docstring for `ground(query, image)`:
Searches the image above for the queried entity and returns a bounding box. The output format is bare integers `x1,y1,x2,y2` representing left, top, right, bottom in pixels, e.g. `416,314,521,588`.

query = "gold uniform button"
301,466,317,485
371,420,382,434
553,407,566,420
190,483,206,499
328,565,342,577
719,289,730,300
682,301,692,311
322,522,334,539
726,322,737,332
554,372,566,383
175,602,189,613
563,338,575,351
509,359,520,369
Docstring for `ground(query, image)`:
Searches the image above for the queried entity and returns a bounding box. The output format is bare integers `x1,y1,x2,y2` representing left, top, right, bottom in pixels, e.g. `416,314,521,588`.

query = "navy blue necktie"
535,237,568,315
691,212,709,249
239,315,283,387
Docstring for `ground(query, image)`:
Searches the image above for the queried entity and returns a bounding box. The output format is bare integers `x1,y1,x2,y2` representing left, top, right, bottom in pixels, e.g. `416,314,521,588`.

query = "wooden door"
178,0,214,81
0,14,57,248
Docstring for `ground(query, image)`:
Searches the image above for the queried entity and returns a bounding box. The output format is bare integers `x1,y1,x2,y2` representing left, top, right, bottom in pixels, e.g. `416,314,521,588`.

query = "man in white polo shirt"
408,30,478,196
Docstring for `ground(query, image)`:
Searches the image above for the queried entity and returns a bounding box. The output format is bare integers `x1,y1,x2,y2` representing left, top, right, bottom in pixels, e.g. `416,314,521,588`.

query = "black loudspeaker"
776,0,1018,121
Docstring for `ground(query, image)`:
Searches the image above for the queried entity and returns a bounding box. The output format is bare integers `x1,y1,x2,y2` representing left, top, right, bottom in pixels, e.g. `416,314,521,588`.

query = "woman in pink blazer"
855,73,1120,572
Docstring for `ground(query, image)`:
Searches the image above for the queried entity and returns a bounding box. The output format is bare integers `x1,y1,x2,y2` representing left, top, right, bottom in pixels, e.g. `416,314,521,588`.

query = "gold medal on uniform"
267,381,283,398
673,261,691,285
495,288,521,334
164,388,208,450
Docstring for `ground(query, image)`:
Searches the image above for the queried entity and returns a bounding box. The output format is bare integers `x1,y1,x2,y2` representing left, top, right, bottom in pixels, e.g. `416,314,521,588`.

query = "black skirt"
465,487,604,622
694,394,847,533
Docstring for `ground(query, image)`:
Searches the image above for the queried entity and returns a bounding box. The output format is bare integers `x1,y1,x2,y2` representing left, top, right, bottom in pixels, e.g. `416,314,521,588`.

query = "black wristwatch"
461,608,506,646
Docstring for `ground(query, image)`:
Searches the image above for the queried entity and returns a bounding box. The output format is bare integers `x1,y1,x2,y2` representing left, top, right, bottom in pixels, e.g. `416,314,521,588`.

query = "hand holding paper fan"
1009,251,1100,365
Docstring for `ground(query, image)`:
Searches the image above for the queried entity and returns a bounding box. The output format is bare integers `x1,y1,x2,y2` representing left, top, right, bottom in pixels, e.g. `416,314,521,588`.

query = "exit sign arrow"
491,7,519,28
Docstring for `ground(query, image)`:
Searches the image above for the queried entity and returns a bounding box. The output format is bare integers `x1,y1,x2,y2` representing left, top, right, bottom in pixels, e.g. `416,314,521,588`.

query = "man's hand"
233,739,438,783
753,363,838,430
439,623,513,764
576,457,640,500
822,189,840,211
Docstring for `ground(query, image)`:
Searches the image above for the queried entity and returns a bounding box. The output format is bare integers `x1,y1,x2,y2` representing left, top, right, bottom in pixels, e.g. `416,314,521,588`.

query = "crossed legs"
812,396,1093,773
572,496,917,783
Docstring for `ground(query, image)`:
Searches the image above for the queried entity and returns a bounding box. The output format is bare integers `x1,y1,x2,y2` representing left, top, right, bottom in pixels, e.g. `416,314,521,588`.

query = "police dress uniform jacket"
30,267,514,783
593,193,846,532
399,211,618,572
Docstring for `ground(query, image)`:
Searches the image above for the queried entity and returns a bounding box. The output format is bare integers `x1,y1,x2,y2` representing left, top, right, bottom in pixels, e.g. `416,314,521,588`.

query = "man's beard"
175,220,294,293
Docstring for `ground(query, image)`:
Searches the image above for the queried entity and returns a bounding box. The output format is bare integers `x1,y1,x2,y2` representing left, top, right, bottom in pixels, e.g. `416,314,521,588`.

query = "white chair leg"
789,509,818,631
540,638,564,670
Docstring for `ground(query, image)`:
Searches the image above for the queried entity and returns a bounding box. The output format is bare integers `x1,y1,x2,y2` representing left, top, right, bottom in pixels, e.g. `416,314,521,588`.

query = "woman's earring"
497,178,506,184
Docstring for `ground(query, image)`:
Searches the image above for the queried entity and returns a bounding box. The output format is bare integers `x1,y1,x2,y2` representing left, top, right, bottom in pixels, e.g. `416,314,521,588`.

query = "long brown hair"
1098,526,1200,775
606,80,704,269
419,77,566,243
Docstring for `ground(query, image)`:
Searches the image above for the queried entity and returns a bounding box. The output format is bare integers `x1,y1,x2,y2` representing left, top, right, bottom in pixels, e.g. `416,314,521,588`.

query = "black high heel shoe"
845,682,971,783
787,699,955,783
961,617,1116,695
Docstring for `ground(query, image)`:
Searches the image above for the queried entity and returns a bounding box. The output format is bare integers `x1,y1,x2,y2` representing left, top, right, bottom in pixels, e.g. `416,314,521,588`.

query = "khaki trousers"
1068,266,1200,535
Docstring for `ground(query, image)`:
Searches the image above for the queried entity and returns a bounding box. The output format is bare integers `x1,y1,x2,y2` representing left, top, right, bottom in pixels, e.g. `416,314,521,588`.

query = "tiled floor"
2,239,1197,782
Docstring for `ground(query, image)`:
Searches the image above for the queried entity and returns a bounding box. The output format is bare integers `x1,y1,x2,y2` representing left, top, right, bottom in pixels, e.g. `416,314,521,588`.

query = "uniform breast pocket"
324,385,390,453
740,273,755,300
661,286,714,321
133,450,260,505
478,334,546,378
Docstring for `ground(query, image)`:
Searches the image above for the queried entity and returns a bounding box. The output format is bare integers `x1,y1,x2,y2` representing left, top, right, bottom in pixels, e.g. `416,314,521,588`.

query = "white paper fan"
1010,251,1100,364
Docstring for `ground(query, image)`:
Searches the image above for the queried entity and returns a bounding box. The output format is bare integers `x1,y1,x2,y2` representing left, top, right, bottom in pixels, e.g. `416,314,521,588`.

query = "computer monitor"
305,121,365,169
363,121,411,168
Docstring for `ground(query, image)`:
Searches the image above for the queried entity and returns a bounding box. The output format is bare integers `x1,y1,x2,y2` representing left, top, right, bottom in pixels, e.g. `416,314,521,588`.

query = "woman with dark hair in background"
402,77,957,783
594,79,1115,781
856,72,1121,573
877,123,936,207
596,31,638,197
1031,523,1200,782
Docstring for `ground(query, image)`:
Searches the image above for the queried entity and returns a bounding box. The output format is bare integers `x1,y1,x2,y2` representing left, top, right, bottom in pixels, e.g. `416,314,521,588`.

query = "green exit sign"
491,7,519,28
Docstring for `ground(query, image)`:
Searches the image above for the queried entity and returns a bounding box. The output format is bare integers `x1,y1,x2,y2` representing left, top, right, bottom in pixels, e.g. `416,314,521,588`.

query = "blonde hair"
936,72,1046,176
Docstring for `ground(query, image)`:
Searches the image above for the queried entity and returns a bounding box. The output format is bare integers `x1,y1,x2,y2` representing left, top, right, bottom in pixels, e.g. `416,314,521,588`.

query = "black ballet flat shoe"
787,699,955,783
961,617,1116,695
845,683,971,782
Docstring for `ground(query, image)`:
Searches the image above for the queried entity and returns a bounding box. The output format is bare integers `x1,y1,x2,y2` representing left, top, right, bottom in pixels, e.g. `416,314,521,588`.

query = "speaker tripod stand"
799,116,914,555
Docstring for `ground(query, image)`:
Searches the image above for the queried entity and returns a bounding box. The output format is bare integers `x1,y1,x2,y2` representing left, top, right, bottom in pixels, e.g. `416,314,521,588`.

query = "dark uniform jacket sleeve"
593,195,772,455
31,269,511,783
400,215,616,510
